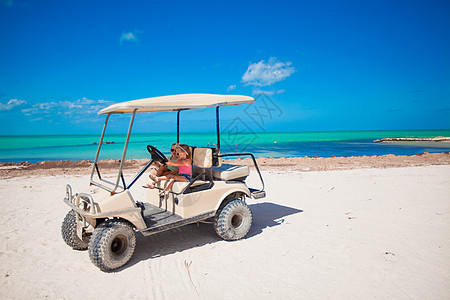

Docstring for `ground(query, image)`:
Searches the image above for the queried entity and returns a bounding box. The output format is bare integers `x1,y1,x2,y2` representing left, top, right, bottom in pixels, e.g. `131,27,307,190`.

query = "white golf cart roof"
98,93,255,115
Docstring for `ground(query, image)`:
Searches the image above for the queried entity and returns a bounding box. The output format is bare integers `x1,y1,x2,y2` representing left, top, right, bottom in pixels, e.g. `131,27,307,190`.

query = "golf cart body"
62,94,265,271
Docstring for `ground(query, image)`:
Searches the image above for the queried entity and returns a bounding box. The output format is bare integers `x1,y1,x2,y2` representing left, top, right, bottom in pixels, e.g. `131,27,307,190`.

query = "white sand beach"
1,165,449,299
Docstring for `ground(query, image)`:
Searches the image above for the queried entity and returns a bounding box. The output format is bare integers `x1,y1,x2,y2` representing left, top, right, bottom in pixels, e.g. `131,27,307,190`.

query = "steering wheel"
146,145,169,163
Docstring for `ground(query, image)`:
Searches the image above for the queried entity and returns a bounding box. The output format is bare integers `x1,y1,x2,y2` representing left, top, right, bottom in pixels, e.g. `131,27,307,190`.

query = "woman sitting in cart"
151,144,192,196
146,142,180,188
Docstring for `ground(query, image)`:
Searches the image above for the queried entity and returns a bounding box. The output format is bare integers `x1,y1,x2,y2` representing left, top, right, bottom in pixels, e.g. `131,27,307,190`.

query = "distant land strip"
374,136,450,143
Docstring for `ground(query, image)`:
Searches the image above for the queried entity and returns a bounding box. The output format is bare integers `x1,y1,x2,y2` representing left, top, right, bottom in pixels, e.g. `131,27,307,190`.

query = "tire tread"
61,210,89,250
214,199,252,241
88,220,136,272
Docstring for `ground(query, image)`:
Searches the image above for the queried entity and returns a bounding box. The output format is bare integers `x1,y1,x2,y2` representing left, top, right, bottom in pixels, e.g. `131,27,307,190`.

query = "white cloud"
242,57,295,87
21,102,57,115
0,99,27,111
21,98,114,117
252,89,285,96
227,85,237,92
120,31,139,45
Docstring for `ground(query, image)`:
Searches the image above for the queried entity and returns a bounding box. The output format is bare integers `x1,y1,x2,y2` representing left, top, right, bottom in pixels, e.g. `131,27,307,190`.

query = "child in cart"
151,144,192,196
146,142,179,188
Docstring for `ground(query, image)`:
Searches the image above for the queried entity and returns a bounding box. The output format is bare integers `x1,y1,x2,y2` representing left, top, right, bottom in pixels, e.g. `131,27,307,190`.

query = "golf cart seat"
212,164,250,181
152,179,209,194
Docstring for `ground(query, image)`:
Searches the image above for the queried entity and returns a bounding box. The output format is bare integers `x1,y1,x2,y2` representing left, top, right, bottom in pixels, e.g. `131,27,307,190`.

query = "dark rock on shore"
374,136,450,143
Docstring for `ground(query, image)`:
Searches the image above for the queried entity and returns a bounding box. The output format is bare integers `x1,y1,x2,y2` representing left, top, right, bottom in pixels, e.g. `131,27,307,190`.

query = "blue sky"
0,0,449,135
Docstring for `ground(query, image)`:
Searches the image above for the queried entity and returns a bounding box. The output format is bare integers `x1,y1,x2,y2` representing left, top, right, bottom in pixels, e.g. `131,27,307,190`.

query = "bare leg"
146,162,162,188
162,175,187,195
157,174,173,196
155,174,170,182
156,164,167,177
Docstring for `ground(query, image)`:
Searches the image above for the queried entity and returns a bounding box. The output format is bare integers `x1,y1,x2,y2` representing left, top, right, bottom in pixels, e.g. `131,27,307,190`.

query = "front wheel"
214,199,253,241
61,210,90,250
88,220,136,272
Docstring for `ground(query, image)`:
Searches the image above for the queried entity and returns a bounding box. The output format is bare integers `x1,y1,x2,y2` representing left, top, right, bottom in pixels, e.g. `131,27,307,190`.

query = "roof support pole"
90,114,110,183
112,109,137,194
93,114,110,164
177,110,181,143
216,106,220,150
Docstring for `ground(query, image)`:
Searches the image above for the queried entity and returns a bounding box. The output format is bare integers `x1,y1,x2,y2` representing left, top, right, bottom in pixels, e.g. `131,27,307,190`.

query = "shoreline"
1,152,449,178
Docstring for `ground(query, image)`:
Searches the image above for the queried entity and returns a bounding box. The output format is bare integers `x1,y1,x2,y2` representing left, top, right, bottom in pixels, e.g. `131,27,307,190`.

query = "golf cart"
62,94,266,271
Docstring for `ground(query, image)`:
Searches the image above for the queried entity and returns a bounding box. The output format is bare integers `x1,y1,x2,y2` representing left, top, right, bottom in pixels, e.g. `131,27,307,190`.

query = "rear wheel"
88,219,136,272
214,199,252,241
61,210,90,250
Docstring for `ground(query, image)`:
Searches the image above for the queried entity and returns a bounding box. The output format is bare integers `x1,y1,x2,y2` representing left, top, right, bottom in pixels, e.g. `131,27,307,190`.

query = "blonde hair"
178,144,191,160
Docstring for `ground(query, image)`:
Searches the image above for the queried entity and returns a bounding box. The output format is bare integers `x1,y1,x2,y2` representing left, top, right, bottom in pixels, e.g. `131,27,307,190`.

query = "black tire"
88,219,136,272
214,199,253,241
61,210,90,250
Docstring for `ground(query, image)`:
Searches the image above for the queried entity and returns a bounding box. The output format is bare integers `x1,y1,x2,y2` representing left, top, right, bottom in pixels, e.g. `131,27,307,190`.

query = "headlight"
75,193,96,213
79,195,91,211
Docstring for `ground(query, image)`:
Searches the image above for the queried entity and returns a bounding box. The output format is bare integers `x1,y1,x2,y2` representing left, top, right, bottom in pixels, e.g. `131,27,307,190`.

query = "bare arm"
166,159,191,167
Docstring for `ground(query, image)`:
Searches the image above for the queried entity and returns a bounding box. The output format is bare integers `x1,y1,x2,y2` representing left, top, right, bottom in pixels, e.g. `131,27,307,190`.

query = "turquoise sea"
1,130,450,163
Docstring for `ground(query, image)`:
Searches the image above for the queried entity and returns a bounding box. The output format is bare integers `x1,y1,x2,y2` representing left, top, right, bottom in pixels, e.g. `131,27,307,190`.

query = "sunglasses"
170,149,176,152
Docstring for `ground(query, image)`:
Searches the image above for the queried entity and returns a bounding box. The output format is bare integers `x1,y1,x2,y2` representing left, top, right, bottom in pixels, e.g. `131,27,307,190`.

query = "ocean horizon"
1,129,450,163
